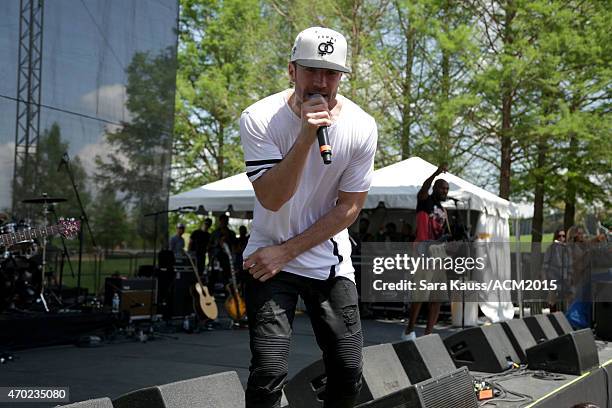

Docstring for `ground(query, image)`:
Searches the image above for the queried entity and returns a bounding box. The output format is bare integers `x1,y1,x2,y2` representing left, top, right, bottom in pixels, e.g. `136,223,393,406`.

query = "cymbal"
22,196,67,204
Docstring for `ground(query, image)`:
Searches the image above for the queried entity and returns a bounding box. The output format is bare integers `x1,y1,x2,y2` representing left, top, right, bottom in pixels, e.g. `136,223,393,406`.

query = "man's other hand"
243,244,293,282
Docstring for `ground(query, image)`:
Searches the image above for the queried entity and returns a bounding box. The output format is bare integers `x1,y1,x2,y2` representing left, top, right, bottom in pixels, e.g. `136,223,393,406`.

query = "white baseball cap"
290,27,351,73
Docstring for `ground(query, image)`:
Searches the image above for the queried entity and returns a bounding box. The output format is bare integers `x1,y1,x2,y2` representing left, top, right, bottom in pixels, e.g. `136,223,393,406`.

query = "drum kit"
0,195,80,313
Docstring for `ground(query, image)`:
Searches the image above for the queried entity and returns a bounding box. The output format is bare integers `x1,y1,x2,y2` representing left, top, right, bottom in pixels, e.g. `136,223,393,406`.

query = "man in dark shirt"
188,218,212,274
402,164,450,340
208,214,236,292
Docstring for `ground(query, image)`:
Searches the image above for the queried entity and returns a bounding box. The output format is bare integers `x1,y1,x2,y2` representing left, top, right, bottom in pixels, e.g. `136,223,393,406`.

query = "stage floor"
472,344,612,407
0,314,609,407
0,314,461,407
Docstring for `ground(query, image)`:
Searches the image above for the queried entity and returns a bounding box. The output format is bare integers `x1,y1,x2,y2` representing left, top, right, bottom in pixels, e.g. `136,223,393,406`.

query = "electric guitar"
183,250,218,320
222,242,246,323
0,218,80,249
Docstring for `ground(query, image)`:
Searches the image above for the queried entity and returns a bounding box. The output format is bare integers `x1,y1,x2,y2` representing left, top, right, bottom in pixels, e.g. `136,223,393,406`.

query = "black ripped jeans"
245,272,363,408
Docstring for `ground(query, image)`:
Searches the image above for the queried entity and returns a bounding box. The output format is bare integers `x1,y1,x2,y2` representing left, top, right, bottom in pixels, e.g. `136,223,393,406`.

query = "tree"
173,0,287,192
13,123,91,222
90,187,130,254
513,1,611,240
96,48,178,246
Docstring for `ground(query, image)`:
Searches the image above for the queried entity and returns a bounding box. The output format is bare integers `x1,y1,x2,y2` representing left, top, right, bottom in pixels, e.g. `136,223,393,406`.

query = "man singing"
240,27,377,408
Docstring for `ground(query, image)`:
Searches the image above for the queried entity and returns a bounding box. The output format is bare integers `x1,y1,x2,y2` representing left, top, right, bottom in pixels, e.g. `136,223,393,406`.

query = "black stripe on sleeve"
246,167,270,178
245,158,282,167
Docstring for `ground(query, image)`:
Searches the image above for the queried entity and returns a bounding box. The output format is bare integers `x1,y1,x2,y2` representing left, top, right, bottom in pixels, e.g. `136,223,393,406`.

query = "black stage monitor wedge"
594,281,612,341
112,371,244,408
547,311,573,335
595,301,612,340
285,343,411,408
444,324,520,373
59,398,114,408
355,367,478,408
501,319,537,363
284,359,326,408
526,328,599,375
392,334,456,383
523,314,558,342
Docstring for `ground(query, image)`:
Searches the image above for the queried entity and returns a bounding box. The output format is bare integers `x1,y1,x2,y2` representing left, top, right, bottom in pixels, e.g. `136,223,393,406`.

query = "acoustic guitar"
222,242,246,323
183,250,218,320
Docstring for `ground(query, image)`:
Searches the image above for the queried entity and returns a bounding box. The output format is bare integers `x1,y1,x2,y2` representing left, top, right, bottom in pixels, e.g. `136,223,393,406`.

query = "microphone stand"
144,207,192,268
47,204,76,306
450,197,472,329
59,153,97,304
142,207,192,341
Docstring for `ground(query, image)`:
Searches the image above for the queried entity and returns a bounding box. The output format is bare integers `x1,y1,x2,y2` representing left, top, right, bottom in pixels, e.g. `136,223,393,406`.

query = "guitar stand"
141,302,180,342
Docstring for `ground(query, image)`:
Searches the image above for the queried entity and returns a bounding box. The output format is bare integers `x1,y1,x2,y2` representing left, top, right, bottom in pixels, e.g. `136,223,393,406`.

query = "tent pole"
515,218,523,319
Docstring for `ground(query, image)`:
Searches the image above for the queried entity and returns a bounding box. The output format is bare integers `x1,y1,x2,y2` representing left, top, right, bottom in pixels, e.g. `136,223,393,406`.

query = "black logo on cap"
318,41,334,56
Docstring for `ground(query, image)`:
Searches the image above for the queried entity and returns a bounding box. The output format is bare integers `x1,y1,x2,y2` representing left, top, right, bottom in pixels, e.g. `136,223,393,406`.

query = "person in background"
235,225,250,282
542,227,568,310
401,222,416,242
189,218,212,274
169,223,186,256
208,214,237,292
566,225,606,295
358,218,374,243
402,163,450,341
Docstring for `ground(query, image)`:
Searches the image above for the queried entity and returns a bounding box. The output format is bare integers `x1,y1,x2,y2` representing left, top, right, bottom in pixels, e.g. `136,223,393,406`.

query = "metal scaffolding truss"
12,0,45,212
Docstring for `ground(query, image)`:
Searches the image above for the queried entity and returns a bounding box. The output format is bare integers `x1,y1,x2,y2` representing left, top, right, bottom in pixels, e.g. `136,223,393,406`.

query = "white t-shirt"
240,90,377,281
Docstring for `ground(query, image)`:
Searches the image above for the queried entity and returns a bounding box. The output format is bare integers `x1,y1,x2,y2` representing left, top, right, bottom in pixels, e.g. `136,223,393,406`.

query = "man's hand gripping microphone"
311,94,332,165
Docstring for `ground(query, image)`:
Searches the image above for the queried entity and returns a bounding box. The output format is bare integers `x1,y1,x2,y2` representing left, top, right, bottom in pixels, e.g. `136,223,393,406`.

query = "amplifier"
104,277,157,319
104,277,157,293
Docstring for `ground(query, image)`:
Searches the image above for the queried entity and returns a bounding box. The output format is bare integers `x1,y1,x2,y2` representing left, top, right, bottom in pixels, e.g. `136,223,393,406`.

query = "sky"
0,0,178,211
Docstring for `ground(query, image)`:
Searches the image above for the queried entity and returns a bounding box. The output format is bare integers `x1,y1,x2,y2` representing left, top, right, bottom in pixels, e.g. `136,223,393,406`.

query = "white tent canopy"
170,157,517,219
365,157,511,218
170,172,254,212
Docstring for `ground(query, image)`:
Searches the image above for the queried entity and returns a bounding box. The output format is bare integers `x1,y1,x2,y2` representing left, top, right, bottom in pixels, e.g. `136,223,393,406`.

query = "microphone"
310,94,332,165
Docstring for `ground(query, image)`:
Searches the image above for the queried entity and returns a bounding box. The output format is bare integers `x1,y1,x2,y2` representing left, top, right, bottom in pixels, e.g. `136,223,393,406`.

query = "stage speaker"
594,281,612,341
523,314,558,342
168,269,197,317
59,398,113,408
285,343,411,408
526,328,599,375
112,371,244,408
444,324,520,373
547,311,573,335
355,367,478,408
501,319,537,363
392,334,456,383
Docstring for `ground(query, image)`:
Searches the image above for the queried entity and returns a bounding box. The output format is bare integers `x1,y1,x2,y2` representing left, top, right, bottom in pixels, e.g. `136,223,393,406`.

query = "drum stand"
37,205,53,312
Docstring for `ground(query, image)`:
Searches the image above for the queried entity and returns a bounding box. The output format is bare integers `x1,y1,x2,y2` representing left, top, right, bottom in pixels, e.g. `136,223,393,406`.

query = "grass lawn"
52,253,153,296
509,233,554,243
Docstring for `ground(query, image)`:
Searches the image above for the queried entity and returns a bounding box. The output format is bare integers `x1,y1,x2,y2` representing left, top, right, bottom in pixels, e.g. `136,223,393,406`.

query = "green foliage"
90,187,131,253
95,48,177,245
173,0,611,227
13,123,91,221
173,0,287,191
